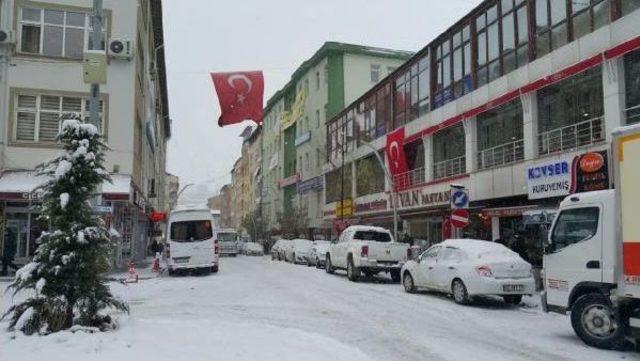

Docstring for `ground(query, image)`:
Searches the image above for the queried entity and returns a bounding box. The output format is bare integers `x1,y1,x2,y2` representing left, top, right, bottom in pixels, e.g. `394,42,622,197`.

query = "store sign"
397,188,451,210
297,175,323,194
572,151,609,193
526,156,572,200
92,205,113,214
355,199,388,214
278,173,300,188
294,131,311,147
527,151,610,200
335,198,354,218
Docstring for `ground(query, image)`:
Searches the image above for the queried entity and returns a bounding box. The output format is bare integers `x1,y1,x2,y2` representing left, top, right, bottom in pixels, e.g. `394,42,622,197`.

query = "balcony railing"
537,117,604,156
626,104,640,125
393,167,426,190
433,155,466,180
478,139,525,170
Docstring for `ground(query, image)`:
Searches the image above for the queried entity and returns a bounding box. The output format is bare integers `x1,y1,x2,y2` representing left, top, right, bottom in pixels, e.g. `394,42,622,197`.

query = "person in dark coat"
2,228,17,276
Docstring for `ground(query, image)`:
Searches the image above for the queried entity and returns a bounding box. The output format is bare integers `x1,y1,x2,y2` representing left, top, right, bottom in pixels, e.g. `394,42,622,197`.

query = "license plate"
173,257,190,264
503,284,524,292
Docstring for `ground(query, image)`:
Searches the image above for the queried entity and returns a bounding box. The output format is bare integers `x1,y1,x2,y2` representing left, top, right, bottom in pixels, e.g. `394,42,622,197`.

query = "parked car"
401,239,535,305
271,239,291,261
307,240,331,268
285,239,313,264
325,225,409,282
217,228,239,256
165,208,219,275
243,242,264,256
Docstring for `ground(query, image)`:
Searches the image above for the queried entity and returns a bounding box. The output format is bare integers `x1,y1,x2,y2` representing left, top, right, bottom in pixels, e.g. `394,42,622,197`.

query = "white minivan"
166,208,219,275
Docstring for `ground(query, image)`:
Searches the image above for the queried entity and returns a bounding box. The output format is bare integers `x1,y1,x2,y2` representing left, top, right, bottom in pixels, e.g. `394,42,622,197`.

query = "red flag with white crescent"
210,71,264,127
385,127,409,177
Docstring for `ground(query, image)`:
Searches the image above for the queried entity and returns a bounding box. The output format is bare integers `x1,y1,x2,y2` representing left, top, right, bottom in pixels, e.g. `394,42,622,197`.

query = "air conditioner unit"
108,38,133,60
0,29,15,45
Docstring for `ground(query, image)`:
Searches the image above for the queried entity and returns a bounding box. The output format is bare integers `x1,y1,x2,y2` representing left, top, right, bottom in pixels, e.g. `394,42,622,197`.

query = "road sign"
451,209,470,228
450,188,469,209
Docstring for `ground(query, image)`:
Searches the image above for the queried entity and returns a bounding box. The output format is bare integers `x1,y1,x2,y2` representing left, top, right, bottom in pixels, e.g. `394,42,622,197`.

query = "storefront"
0,171,153,269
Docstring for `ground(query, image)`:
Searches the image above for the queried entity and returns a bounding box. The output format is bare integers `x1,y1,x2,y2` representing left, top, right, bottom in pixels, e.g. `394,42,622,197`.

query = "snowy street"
2,255,633,361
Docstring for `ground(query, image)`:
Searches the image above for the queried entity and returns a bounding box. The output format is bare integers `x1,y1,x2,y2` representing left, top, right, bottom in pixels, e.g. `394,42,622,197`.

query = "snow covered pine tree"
1,114,128,335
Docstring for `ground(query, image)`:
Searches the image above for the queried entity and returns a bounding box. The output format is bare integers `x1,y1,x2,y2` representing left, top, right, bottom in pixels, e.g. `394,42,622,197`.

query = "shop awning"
0,171,131,201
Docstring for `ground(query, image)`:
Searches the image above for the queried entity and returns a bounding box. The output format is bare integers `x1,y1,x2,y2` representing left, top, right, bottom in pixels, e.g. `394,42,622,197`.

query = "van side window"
551,207,599,251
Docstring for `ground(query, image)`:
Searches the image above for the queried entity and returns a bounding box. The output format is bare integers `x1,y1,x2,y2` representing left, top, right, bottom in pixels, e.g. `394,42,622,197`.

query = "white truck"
542,124,640,350
325,225,409,283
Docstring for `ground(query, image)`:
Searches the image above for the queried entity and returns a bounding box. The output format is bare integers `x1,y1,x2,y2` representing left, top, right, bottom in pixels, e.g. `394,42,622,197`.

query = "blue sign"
297,176,324,195
450,189,469,209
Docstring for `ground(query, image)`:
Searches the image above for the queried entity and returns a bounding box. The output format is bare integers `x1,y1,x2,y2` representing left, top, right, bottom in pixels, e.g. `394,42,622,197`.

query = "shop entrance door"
6,215,28,262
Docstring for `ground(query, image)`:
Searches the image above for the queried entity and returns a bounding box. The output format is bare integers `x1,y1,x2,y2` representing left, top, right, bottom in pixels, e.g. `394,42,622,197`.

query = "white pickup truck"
542,124,640,350
325,225,409,282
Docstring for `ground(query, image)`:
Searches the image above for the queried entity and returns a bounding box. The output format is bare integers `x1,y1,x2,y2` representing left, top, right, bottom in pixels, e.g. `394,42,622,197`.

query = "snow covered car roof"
343,225,391,234
439,239,515,255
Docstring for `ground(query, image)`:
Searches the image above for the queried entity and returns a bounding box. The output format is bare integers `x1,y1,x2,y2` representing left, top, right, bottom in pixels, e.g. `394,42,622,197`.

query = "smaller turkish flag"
211,71,264,127
386,127,409,179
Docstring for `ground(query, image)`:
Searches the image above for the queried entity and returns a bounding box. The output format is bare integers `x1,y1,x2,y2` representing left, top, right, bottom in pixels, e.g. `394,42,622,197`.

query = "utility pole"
89,0,103,128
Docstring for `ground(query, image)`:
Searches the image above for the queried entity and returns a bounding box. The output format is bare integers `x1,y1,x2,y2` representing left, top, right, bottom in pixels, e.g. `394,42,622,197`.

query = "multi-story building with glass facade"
324,0,640,262
260,42,412,237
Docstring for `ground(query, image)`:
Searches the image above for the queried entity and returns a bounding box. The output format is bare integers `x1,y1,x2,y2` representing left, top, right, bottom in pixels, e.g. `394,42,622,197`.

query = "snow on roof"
102,174,131,194
345,225,391,234
0,171,49,193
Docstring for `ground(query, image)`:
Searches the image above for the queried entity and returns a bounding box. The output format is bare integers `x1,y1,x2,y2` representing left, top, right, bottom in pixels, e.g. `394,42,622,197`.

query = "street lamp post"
176,183,194,201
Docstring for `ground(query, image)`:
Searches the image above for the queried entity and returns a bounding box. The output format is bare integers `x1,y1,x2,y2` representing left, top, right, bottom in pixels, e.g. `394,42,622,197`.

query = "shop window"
14,92,105,143
432,124,466,179
476,99,524,169
355,154,385,197
624,49,640,124
537,66,604,155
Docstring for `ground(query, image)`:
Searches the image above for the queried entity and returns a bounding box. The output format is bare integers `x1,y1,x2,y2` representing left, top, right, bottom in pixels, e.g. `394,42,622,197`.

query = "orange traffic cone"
152,258,160,273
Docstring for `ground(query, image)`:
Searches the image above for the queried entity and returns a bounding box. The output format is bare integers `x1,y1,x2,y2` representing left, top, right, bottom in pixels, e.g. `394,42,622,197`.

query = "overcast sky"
162,0,483,205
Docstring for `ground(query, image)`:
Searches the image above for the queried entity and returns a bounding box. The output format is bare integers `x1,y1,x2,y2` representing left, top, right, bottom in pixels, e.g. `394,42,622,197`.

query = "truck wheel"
571,293,627,350
292,253,296,264
403,272,416,293
325,256,335,274
315,257,321,269
211,265,219,273
503,295,523,305
390,269,401,283
347,259,360,282
452,279,470,305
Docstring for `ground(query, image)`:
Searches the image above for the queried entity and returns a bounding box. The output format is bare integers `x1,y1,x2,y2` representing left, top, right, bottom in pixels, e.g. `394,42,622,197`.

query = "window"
433,124,466,179
420,246,441,261
14,93,105,143
624,49,640,124
571,0,610,40
353,231,391,243
395,54,430,121
622,0,640,16
170,220,213,242
324,165,351,203
535,0,568,58
477,99,524,169
355,154,385,196
440,247,464,262
537,66,604,154
316,71,320,90
550,207,599,251
370,64,381,83
356,84,392,142
316,109,321,128
18,6,107,58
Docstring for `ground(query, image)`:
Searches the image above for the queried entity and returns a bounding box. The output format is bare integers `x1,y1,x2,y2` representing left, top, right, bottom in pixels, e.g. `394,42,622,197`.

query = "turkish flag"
211,71,264,127
385,127,409,179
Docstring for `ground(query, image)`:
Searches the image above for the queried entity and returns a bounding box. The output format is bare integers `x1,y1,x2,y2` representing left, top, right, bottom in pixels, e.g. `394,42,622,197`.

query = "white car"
271,239,290,261
307,240,330,268
285,239,313,264
244,242,264,256
326,225,409,282
217,229,239,256
401,239,535,305
166,208,219,275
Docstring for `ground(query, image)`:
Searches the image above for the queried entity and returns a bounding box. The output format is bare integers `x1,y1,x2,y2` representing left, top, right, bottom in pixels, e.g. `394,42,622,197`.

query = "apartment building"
324,0,640,262
0,0,170,266
260,42,412,237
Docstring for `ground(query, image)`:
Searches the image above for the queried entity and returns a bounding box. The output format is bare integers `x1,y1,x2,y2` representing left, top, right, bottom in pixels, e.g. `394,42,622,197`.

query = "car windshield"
353,231,391,243
218,233,237,242
170,220,212,242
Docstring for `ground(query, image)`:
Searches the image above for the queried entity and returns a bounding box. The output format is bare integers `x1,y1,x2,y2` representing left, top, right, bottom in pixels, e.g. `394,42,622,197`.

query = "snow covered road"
1,256,634,361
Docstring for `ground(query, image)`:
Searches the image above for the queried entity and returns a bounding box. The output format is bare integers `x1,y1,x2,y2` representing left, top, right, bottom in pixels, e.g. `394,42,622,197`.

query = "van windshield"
218,233,237,242
170,220,212,242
